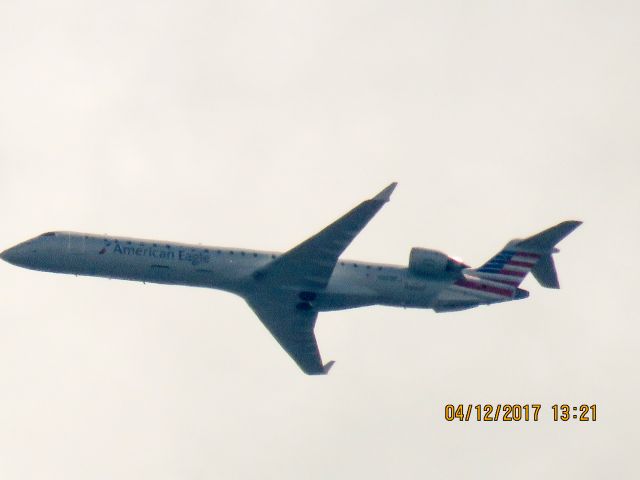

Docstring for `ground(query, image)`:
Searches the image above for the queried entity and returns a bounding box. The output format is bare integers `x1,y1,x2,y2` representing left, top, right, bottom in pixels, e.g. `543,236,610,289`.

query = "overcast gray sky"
1,1,638,478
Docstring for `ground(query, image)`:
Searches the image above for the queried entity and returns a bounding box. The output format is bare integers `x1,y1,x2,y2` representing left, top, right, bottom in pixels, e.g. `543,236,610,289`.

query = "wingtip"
373,182,398,202
323,360,335,374
561,220,583,228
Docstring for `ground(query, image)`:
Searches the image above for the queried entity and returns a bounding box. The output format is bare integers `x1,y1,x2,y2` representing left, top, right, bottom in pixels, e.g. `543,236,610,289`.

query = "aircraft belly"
317,269,403,311
313,276,379,311
316,277,441,311
98,255,248,290
315,288,379,311
400,273,441,308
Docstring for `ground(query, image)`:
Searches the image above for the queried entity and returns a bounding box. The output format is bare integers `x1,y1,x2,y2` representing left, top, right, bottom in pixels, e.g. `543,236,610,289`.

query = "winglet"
323,360,335,374
373,182,398,202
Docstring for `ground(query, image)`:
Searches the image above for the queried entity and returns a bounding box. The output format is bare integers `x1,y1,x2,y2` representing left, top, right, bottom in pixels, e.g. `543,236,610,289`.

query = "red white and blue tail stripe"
471,248,541,287
437,221,582,309
441,247,540,305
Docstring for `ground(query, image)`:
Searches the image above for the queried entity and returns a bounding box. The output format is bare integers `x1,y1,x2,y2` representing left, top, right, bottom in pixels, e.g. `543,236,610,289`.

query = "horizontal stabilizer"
517,220,582,252
517,221,581,289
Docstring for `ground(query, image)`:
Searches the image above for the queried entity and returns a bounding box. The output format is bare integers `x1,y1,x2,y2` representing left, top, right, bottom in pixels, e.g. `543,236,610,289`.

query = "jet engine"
408,248,468,277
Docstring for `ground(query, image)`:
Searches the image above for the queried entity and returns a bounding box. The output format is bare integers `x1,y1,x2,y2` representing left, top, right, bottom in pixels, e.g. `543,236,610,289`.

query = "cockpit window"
40,232,56,237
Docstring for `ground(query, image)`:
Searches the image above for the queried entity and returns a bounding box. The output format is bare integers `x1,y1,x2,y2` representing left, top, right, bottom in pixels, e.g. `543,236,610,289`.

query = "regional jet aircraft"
0,183,581,375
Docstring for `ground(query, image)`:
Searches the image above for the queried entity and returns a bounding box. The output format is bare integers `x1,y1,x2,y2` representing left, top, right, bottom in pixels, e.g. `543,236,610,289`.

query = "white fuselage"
1,232,514,312
6,232,468,311
1,185,573,375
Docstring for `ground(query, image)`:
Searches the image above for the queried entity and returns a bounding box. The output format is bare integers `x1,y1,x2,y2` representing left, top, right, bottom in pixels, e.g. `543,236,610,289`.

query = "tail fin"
469,221,582,289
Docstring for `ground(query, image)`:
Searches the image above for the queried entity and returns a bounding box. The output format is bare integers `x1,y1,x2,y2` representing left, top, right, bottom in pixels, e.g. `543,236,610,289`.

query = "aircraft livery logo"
104,242,210,266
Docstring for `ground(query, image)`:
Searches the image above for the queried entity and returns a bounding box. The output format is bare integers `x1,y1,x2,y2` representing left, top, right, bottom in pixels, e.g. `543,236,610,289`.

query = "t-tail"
434,221,582,312
467,220,582,290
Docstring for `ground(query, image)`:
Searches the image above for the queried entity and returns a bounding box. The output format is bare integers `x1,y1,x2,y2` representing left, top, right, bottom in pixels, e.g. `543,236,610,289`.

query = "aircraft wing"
254,182,397,291
248,183,396,374
245,295,334,375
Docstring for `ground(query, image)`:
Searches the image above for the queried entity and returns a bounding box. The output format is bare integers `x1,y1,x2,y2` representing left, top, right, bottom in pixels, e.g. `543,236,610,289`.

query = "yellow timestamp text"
444,404,597,422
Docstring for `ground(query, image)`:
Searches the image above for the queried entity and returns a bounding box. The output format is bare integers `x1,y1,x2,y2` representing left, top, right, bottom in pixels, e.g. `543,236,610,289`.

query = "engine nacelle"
408,248,467,277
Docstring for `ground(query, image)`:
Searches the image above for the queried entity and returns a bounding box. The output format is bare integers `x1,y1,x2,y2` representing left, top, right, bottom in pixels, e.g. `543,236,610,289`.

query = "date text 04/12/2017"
444,404,597,422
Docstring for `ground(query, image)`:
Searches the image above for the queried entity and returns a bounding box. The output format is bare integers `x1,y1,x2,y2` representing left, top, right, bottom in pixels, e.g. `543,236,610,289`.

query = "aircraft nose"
1,246,14,261
1,245,24,265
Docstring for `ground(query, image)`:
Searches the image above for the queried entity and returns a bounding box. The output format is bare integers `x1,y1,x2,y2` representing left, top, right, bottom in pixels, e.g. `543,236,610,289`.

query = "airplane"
0,183,581,375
